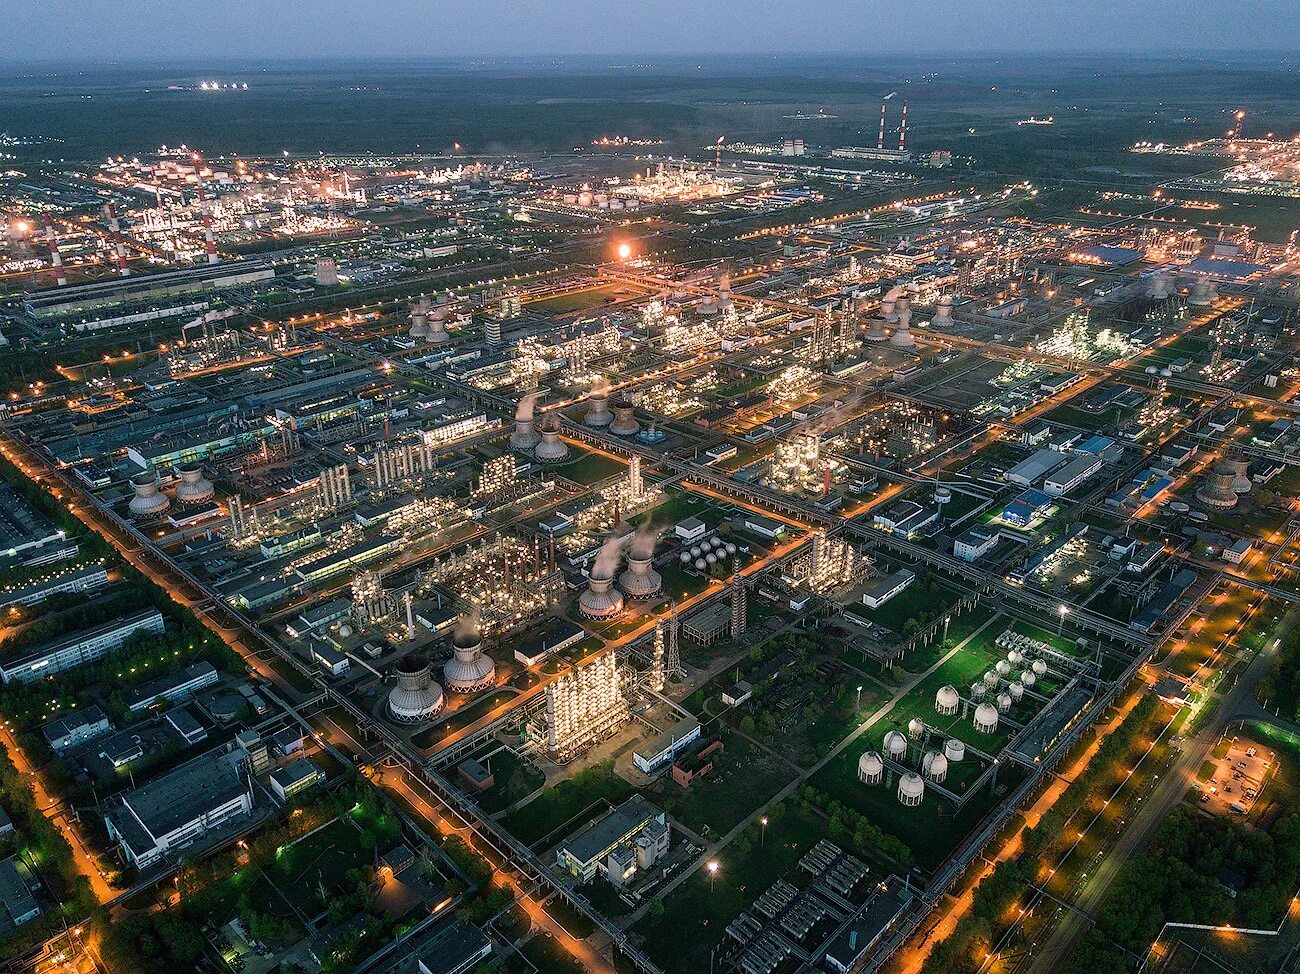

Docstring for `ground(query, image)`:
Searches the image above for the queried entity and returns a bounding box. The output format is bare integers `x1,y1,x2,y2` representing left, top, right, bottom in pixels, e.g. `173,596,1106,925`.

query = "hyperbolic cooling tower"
534,414,571,463
175,463,214,505
443,618,495,693
608,397,641,437
388,654,445,722
129,473,171,519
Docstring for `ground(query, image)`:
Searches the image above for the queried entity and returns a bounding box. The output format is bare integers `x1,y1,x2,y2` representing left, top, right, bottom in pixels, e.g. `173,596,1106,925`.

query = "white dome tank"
1007,650,1023,666
935,685,960,716
898,772,925,806
996,660,1011,677
1022,670,1038,689
679,552,691,564
694,559,707,571
944,738,966,763
884,730,908,759
1009,681,1025,702
996,692,1013,712
974,702,999,734
984,670,1000,688
858,750,884,785
907,717,926,739
922,750,948,783
1032,660,1048,676
971,681,986,699
725,543,737,555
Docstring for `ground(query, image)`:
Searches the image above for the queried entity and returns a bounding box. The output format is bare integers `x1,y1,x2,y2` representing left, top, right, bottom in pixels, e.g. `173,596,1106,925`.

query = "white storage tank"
974,702,999,734
858,750,884,785
898,772,925,807
944,738,966,763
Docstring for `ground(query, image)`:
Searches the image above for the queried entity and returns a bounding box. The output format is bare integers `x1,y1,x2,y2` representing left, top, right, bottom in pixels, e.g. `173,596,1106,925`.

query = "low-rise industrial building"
42,705,113,753
105,751,254,869
633,717,702,774
860,569,916,609
126,661,220,713
269,759,325,802
556,795,670,884
0,608,166,685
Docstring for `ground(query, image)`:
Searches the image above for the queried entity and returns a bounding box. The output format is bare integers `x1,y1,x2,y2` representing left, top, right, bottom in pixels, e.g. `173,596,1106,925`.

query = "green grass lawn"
645,733,795,837
632,806,828,974
503,760,635,849
269,817,373,918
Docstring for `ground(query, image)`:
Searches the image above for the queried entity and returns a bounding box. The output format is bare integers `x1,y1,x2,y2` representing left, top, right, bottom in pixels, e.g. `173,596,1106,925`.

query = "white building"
556,795,669,885
1042,454,1102,497
953,527,998,562
632,717,702,774
0,609,166,685
105,752,254,869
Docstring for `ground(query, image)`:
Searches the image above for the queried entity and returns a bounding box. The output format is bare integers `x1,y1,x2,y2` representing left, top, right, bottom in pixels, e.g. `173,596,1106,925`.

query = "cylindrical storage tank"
996,692,1013,713
974,702,999,734
922,750,948,784
935,684,960,716
898,772,925,807
129,473,172,518
944,738,966,763
858,750,884,785
1032,660,1048,676
1009,681,1025,702
884,730,908,760
907,717,925,739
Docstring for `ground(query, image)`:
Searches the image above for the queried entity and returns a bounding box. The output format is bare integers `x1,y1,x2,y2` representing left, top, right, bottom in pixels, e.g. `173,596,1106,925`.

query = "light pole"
1057,604,1069,636
761,816,769,847
707,859,719,892
856,685,863,710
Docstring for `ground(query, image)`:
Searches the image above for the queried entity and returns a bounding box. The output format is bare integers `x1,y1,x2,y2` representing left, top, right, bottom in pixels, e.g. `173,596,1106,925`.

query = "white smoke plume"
452,608,481,644
630,521,658,560
592,533,625,581
515,392,539,422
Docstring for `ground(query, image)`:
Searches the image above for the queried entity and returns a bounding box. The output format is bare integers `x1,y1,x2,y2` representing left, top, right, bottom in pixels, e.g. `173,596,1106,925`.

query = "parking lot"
1198,736,1276,818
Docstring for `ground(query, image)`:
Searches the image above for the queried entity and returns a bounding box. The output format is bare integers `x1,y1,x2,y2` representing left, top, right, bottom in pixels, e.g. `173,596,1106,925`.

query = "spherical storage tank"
907,717,926,739
680,552,692,564
974,702,999,734
1009,680,1025,702
984,669,1000,688
858,750,884,785
1022,670,1037,689
970,681,986,700
1032,660,1048,676
935,684,960,716
996,659,1011,677
898,772,925,807
884,730,908,760
996,692,1013,713
922,750,948,783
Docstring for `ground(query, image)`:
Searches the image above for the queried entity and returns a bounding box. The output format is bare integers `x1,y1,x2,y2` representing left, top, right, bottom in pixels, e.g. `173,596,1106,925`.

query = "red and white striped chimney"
899,100,909,152
46,222,67,287
877,100,888,151
106,203,130,276
196,182,219,264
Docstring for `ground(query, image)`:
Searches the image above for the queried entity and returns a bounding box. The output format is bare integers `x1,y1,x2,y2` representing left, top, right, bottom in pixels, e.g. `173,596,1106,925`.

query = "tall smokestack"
196,182,219,264
46,223,67,287
878,100,888,151
106,203,130,277
899,100,909,152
